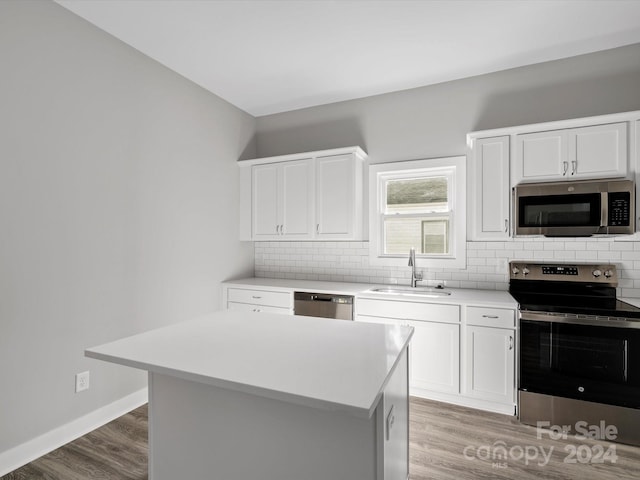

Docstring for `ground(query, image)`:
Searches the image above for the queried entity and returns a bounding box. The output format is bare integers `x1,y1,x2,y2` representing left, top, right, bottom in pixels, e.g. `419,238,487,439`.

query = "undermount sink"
368,286,452,297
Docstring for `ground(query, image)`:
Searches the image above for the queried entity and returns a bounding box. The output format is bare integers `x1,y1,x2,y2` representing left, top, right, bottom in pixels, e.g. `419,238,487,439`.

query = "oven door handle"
519,310,640,329
623,339,629,383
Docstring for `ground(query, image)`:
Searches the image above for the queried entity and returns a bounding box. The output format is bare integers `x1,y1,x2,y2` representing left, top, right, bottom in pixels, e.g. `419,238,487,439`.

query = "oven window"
519,193,601,227
550,331,627,383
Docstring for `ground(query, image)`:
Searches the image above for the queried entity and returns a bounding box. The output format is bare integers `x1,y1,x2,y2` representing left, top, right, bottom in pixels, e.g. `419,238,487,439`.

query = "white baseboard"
411,389,516,416
0,388,148,477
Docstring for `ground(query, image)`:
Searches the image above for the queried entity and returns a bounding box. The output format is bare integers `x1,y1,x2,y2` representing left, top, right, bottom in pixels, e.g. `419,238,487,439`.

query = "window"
369,156,466,268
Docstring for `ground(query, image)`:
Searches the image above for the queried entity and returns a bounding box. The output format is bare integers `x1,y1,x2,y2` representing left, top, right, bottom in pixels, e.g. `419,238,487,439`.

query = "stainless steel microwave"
513,179,635,236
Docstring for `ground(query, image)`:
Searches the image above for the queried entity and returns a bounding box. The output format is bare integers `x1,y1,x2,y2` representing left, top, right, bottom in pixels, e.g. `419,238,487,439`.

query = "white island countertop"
86,310,413,418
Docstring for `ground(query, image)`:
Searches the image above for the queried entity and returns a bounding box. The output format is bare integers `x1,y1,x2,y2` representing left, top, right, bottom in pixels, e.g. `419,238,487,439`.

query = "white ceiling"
55,0,640,117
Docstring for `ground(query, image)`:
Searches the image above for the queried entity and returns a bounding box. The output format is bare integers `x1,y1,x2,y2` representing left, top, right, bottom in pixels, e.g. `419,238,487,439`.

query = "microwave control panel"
608,192,631,226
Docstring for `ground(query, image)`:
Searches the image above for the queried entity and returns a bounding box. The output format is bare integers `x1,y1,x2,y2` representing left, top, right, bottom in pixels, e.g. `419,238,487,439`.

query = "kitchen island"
86,310,413,480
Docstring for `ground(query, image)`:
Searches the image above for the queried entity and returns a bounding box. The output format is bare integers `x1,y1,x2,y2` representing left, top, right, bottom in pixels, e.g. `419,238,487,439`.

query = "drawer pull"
252,296,262,299
482,315,499,319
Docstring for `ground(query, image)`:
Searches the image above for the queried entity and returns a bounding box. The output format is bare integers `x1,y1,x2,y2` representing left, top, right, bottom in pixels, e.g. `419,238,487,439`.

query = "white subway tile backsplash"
586,242,611,251
622,251,640,260
254,238,640,296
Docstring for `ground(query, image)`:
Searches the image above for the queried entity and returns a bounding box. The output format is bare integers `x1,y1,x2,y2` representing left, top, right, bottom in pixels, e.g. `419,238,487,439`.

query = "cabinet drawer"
227,288,291,308
357,298,459,324
466,307,515,328
227,302,290,315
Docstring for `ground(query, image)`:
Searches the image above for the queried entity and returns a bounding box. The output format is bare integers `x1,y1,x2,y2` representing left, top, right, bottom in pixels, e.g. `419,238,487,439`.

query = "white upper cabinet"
239,147,367,241
252,160,313,240
468,112,637,241
252,163,280,238
315,153,363,239
516,130,567,181
569,123,627,178
515,122,627,184
281,160,314,237
469,136,510,240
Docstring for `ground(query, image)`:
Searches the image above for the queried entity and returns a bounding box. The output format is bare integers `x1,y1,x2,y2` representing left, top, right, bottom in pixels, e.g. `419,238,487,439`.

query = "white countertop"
224,277,374,295
620,297,640,308
86,310,413,418
224,277,518,308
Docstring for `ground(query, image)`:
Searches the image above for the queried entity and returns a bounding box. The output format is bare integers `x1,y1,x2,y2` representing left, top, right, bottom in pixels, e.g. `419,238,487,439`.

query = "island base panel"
148,372,380,480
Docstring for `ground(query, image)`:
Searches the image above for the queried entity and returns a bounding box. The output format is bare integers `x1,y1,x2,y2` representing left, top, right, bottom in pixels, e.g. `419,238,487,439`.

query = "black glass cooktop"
509,280,640,319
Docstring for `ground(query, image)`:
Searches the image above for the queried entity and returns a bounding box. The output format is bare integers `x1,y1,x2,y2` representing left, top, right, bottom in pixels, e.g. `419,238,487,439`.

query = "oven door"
520,318,640,408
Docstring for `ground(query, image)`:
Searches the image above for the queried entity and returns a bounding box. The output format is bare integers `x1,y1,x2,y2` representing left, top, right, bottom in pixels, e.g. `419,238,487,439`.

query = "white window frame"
369,156,467,269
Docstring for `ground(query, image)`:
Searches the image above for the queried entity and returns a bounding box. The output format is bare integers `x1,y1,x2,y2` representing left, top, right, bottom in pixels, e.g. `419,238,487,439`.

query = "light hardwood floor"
3,397,640,479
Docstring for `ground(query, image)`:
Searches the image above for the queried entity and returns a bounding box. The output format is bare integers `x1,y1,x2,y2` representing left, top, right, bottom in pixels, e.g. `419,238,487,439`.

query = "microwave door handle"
601,192,608,228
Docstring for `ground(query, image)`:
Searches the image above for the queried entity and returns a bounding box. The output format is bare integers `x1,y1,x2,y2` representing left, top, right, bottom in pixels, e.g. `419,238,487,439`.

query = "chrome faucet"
408,247,423,288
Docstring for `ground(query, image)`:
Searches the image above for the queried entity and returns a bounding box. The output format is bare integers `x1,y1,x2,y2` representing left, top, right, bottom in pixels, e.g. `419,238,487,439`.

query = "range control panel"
509,262,618,285
541,266,578,276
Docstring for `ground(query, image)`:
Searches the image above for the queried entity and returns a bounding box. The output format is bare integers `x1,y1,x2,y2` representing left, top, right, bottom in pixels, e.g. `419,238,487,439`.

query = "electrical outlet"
75,371,90,393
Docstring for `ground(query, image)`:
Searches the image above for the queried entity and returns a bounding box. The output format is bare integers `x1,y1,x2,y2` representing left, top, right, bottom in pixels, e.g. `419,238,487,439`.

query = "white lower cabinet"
222,286,293,314
356,298,516,415
357,314,460,396
227,302,290,314
356,299,461,397
464,326,514,404
406,319,459,394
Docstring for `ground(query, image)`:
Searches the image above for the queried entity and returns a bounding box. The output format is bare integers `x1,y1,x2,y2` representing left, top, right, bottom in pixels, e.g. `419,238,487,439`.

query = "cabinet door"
568,123,627,179
357,315,460,394
407,320,459,394
471,136,510,240
281,160,314,238
516,130,568,183
252,163,280,239
465,326,514,404
315,154,357,239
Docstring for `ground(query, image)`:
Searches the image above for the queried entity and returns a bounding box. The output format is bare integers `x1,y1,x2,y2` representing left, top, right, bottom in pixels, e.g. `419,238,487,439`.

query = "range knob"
522,267,530,276
604,269,613,279
511,266,520,275
592,269,602,278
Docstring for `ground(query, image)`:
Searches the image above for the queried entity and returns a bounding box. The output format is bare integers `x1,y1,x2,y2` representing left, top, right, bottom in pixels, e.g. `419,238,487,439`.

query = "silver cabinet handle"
562,161,568,175
251,296,262,299
504,219,508,233
482,315,499,319
316,224,320,234
571,160,577,175
280,224,284,235
276,225,280,234
509,336,514,350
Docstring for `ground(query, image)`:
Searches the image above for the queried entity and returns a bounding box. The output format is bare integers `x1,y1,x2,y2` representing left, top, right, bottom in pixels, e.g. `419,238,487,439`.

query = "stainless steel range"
509,261,640,446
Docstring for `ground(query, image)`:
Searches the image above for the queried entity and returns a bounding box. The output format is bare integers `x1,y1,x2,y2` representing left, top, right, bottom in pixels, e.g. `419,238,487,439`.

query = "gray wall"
255,43,640,162
0,1,254,454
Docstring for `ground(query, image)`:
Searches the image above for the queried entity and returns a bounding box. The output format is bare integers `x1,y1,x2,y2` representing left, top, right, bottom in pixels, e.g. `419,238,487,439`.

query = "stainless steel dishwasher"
293,292,354,320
